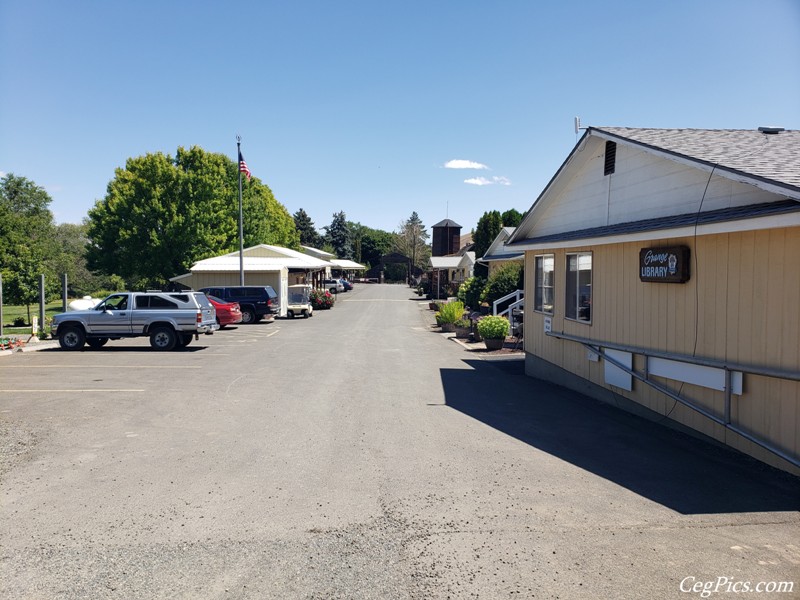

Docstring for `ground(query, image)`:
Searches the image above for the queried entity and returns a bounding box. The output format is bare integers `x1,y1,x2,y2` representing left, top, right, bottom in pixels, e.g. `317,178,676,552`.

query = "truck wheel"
287,310,294,319
240,307,256,324
149,326,177,351
303,310,309,318
87,337,108,349
179,334,193,347
59,326,85,351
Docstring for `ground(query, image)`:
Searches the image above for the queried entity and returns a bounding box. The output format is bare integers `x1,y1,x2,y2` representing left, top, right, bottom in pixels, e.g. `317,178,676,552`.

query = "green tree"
293,208,323,248
86,146,299,289
501,208,524,228
48,223,113,295
480,262,524,307
323,211,352,259
393,212,430,276
359,226,394,269
472,210,502,277
0,174,60,313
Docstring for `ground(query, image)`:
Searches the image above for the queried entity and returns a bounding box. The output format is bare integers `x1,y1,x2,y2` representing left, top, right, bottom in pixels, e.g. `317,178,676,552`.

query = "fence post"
62,273,68,312
39,274,45,336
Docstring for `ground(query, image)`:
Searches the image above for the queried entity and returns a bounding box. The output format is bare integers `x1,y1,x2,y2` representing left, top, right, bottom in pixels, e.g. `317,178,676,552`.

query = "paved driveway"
1,283,798,599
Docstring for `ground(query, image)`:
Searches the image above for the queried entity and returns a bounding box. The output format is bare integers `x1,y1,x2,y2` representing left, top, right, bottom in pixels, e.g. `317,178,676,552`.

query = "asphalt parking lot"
1,283,798,599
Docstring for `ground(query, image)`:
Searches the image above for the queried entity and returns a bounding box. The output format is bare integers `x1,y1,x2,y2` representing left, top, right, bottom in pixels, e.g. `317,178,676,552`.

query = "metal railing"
493,290,524,334
545,330,800,469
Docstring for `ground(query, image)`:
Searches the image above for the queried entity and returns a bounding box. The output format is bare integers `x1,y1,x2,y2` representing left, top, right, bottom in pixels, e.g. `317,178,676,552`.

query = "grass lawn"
1,301,66,334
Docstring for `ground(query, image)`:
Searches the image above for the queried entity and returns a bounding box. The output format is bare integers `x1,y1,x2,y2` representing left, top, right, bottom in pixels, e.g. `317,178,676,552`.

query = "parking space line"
0,365,201,369
2,389,146,392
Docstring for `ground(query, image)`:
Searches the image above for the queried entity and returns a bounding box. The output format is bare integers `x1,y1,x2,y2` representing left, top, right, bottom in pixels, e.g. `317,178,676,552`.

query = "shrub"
435,300,465,325
457,276,487,310
477,315,510,340
480,263,523,307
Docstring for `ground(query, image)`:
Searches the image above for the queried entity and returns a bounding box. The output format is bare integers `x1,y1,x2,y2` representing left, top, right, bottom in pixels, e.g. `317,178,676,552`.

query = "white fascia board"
506,212,800,252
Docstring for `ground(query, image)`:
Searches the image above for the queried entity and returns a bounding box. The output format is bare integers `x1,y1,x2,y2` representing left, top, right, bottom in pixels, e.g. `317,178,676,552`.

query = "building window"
534,254,555,314
566,252,592,323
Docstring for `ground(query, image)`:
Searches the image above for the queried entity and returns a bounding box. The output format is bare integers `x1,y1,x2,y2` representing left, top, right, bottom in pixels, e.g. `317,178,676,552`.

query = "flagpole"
237,135,244,286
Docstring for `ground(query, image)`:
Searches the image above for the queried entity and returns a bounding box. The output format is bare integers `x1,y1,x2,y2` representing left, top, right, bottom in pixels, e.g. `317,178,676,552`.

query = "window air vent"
604,141,617,176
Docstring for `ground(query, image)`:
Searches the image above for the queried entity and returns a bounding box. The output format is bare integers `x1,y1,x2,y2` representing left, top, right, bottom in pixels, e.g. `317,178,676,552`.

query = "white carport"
170,245,332,317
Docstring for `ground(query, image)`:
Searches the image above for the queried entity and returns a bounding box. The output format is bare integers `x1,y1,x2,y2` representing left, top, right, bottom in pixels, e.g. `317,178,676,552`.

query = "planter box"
454,326,471,339
441,323,455,333
484,337,505,350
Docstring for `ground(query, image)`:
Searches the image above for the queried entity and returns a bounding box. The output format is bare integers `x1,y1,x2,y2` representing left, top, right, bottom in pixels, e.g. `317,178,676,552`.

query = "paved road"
1,284,798,599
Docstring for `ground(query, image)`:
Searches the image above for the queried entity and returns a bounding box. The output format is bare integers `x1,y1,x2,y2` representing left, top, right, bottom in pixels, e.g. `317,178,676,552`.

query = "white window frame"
565,252,592,324
534,254,555,315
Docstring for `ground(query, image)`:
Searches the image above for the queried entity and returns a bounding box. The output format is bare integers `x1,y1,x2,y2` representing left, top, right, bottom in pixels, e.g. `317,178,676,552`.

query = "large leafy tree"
472,210,502,278
0,174,60,311
358,225,394,269
393,211,430,272
49,223,114,295
501,208,524,228
323,211,352,259
293,208,323,248
86,146,299,289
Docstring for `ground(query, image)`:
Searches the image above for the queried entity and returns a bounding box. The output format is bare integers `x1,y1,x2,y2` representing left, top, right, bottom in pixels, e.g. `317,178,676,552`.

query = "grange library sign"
639,246,690,283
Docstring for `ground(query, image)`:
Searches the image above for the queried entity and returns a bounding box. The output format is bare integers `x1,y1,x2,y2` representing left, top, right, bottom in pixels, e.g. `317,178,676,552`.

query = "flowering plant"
310,289,335,309
476,315,509,340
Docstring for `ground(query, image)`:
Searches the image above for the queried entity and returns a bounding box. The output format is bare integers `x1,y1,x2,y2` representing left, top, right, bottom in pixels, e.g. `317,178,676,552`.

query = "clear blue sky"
1,0,798,236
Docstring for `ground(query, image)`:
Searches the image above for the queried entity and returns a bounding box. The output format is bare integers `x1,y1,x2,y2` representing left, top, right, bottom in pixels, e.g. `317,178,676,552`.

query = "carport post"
62,273,68,312
39,275,46,336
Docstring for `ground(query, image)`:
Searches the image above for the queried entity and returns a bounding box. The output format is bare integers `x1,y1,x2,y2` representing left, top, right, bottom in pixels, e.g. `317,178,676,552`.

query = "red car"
206,295,243,328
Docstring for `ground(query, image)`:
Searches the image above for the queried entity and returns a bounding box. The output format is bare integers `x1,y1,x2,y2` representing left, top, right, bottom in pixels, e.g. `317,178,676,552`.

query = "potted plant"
436,300,464,333
453,317,471,339
476,315,509,350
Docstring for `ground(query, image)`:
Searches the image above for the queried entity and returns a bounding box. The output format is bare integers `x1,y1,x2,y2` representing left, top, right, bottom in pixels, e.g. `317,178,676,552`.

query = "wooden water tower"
431,219,461,256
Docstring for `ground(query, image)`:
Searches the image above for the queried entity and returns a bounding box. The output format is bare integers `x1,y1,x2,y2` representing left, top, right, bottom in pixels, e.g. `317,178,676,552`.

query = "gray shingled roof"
432,218,462,228
506,200,800,248
593,127,800,192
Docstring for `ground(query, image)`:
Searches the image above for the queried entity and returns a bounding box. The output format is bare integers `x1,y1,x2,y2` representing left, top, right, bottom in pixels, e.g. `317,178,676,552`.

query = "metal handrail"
493,289,524,316
545,330,800,468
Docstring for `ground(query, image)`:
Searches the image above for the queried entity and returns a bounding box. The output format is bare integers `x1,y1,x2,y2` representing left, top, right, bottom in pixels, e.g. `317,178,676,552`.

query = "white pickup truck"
51,291,219,351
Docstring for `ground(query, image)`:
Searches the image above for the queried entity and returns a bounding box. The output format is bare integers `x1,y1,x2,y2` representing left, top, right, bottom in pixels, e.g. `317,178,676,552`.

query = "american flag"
238,151,251,180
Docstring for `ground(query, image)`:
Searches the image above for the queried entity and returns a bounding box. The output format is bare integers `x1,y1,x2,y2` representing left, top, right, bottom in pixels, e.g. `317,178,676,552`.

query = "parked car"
339,279,353,291
51,291,218,351
206,295,243,327
198,286,279,324
286,284,313,318
323,279,345,294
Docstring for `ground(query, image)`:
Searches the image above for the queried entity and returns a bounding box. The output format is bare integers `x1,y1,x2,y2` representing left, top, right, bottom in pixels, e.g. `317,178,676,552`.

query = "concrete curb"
0,341,59,356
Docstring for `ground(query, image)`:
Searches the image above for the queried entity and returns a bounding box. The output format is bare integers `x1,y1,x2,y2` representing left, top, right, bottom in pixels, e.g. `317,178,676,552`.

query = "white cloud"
444,159,489,170
464,177,493,186
464,176,512,186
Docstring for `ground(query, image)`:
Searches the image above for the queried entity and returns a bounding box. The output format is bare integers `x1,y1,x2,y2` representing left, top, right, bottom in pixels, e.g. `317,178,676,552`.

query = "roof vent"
604,141,617,176
758,126,784,134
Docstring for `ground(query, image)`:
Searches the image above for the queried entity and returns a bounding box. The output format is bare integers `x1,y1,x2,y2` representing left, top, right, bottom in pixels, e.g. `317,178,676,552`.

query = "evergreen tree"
293,208,323,248
324,211,352,259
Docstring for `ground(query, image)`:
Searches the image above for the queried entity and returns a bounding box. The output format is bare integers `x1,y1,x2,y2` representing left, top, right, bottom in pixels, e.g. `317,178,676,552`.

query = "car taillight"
196,310,202,324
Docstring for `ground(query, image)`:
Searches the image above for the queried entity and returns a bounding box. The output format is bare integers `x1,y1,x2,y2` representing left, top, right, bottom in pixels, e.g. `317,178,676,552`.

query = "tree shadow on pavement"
439,358,799,515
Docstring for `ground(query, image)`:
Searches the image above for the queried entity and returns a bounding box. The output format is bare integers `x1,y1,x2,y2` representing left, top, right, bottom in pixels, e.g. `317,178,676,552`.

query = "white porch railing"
493,290,524,334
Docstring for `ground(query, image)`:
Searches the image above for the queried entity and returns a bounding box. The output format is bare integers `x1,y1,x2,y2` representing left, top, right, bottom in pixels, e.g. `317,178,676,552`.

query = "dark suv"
199,286,279,324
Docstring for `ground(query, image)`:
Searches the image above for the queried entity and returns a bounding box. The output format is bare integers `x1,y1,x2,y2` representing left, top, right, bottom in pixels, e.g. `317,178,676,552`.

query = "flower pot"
441,323,455,333
454,325,470,339
484,337,505,350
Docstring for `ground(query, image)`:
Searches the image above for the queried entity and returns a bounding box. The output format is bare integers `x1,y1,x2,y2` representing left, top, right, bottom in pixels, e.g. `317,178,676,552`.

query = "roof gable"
510,127,799,245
